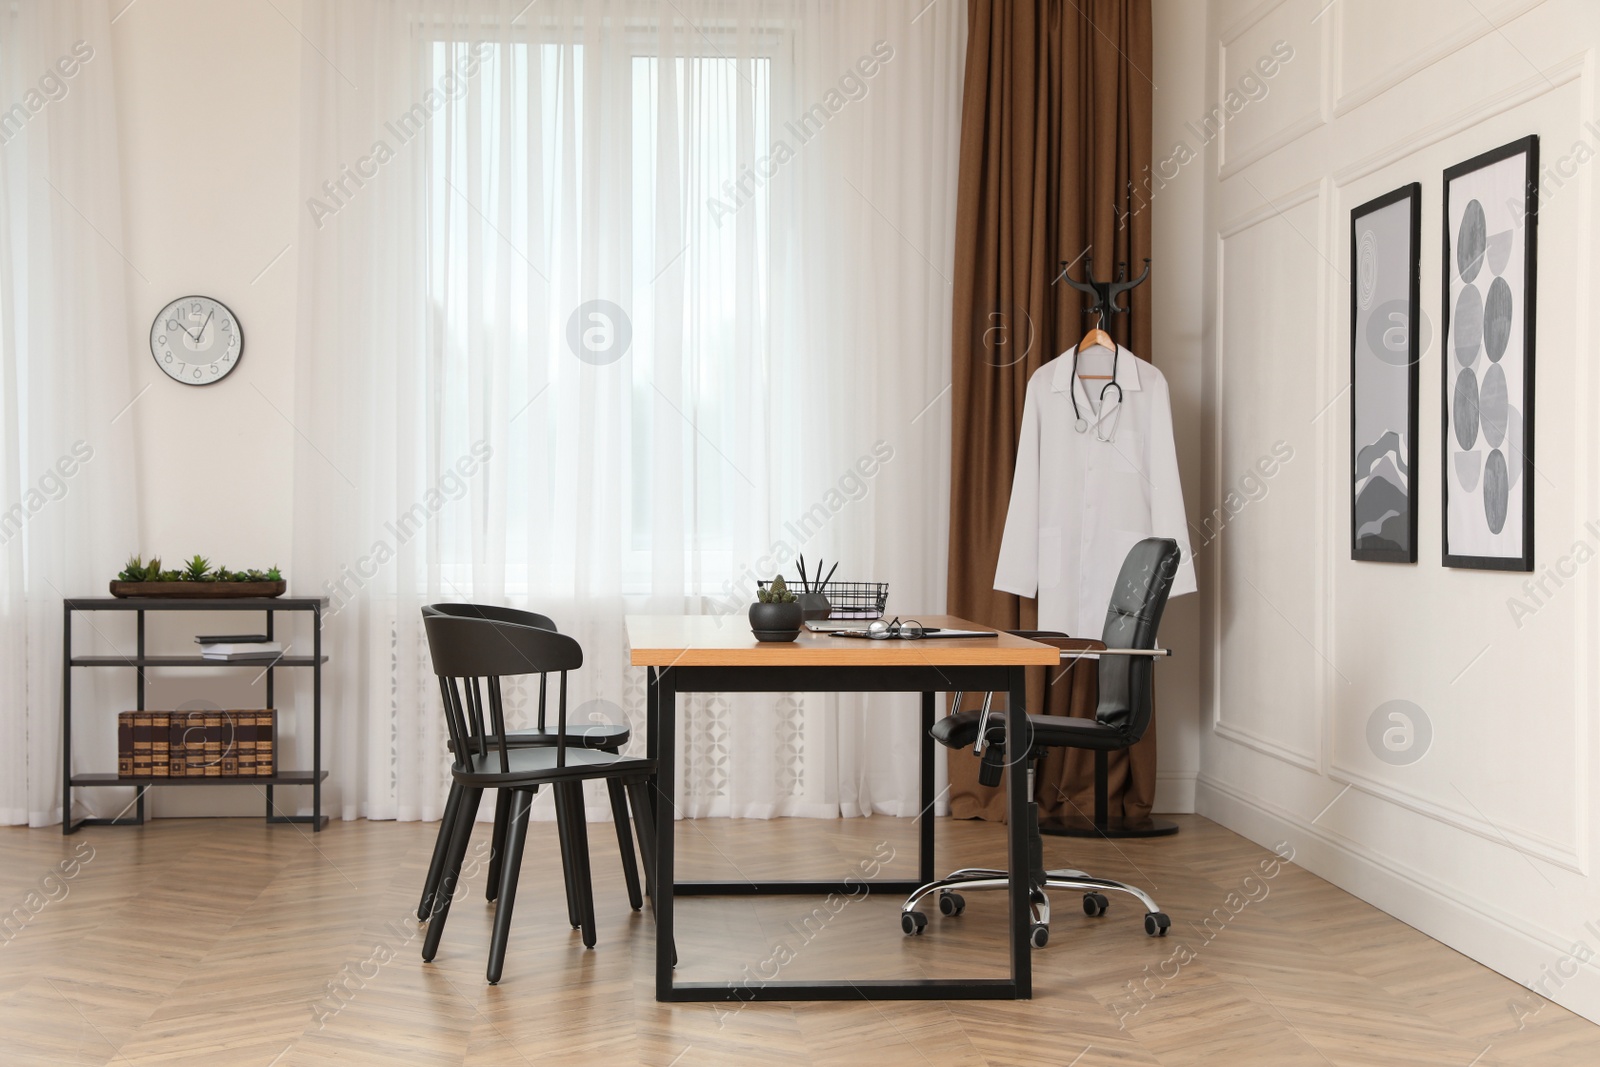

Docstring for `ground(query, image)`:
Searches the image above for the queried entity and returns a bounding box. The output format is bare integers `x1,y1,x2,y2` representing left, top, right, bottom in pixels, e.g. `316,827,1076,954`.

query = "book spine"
118,712,134,777
169,715,184,776
257,710,275,777
238,711,256,777
187,714,207,776
151,712,170,777
133,711,153,777
220,711,239,776
204,712,222,776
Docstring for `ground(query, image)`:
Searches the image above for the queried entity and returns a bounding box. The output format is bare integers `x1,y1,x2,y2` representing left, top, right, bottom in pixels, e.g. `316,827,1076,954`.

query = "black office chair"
419,612,659,983
900,537,1180,946
415,603,643,928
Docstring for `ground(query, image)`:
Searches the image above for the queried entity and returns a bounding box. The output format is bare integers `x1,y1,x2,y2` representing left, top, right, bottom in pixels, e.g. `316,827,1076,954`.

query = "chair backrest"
422,602,558,632
1095,537,1181,741
422,613,583,773
422,603,560,729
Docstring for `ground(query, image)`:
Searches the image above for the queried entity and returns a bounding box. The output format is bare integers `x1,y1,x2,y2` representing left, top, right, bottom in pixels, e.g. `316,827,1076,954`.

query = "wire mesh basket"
757,579,889,619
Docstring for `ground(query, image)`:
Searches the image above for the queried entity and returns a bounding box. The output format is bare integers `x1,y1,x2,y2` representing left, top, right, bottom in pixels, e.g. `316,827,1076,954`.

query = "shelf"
65,597,328,610
71,655,327,668
71,771,328,787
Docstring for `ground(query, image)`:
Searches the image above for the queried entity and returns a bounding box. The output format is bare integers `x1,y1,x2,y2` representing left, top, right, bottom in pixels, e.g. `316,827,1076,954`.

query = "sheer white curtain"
293,0,963,823
0,1,141,826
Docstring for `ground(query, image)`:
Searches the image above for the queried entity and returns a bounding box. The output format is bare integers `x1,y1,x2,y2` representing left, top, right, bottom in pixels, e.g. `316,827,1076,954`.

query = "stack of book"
117,710,277,778
196,633,283,661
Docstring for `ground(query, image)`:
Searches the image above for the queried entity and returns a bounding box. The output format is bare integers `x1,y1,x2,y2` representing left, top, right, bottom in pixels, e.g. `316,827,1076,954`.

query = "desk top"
626,614,1060,667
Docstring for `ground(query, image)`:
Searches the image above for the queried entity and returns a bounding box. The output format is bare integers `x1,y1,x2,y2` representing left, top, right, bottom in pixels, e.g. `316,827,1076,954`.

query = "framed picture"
1350,183,1421,563
1441,136,1538,571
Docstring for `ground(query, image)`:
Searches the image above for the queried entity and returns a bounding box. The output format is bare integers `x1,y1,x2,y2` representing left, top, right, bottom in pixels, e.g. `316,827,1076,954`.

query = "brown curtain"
946,0,1156,822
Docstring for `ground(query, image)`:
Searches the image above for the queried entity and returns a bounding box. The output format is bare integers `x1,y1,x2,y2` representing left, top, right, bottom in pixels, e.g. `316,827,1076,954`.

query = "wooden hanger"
1077,320,1115,379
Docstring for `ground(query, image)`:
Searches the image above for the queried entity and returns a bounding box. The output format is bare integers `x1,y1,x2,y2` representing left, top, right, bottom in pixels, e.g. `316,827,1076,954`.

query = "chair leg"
625,778,657,908
487,789,534,984
553,782,582,929
418,780,463,921
486,788,512,902
626,776,675,967
422,785,481,962
563,782,598,949
607,777,643,911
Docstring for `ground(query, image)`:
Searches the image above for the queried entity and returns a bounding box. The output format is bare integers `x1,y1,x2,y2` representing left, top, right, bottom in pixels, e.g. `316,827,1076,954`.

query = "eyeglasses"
866,616,925,640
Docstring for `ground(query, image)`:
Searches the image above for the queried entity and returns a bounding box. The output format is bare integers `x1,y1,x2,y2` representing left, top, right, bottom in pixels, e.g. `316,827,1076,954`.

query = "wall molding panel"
1191,0,1600,1025
1331,0,1549,119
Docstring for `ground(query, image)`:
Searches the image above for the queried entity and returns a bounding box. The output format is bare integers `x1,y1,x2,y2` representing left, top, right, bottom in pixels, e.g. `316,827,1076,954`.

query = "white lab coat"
994,345,1196,637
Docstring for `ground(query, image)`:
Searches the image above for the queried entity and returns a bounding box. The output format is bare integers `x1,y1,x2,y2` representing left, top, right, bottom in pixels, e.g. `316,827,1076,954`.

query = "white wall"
106,0,302,817
1151,0,1211,815
1160,0,1600,1025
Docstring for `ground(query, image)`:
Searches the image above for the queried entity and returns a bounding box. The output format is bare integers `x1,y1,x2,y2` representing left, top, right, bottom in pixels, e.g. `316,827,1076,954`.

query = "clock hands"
193,310,214,345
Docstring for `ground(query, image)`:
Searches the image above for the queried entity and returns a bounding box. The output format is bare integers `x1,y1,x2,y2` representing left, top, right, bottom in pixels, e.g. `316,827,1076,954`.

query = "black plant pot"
749,600,803,642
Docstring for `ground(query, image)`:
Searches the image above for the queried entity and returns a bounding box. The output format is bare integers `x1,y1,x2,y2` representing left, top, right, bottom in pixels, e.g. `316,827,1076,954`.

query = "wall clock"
149,295,243,386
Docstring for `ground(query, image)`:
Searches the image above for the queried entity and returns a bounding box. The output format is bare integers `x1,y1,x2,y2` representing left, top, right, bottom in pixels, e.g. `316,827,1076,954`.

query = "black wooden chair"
415,603,643,926
419,611,658,983
900,537,1180,946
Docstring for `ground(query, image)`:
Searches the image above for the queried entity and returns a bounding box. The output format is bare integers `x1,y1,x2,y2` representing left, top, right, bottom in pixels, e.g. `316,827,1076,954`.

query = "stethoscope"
1069,343,1123,442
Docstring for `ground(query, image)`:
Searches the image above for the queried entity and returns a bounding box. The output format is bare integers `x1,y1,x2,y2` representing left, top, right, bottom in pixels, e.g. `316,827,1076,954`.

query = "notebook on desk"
803,620,866,632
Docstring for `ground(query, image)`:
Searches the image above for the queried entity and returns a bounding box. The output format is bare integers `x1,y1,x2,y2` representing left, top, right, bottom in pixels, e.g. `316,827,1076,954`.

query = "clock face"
149,296,243,386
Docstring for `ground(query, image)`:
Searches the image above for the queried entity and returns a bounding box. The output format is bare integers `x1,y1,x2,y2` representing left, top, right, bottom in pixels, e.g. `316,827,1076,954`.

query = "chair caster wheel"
1144,912,1171,937
901,911,928,936
1029,924,1049,948
1082,892,1109,917
938,891,966,916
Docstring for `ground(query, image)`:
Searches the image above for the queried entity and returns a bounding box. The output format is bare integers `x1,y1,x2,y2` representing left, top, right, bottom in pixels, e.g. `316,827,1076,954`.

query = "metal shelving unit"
61,596,329,834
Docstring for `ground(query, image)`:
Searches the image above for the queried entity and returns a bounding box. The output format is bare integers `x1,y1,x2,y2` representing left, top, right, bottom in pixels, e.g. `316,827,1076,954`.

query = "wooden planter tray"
109,580,287,599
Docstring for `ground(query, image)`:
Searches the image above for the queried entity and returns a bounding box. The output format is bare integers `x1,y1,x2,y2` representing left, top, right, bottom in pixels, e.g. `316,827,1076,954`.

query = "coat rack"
1059,255,1150,331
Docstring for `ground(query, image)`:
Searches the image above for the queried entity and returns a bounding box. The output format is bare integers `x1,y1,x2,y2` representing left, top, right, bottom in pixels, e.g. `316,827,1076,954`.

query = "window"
425,38,772,596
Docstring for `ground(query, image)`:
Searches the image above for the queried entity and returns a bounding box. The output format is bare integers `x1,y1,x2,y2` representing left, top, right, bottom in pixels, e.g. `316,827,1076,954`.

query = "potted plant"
110,554,287,598
749,575,803,642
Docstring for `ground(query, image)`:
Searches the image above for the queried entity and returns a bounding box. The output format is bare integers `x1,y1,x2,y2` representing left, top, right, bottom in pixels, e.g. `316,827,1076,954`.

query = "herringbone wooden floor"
0,814,1593,1066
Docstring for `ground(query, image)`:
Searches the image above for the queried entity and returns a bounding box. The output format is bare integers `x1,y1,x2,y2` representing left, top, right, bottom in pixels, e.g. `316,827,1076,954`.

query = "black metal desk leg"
920,690,936,884
653,667,676,997
1006,666,1032,998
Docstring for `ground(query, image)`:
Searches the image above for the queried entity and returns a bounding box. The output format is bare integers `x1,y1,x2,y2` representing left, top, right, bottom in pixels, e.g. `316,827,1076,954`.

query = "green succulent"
117,552,283,583
757,575,797,604
117,554,164,582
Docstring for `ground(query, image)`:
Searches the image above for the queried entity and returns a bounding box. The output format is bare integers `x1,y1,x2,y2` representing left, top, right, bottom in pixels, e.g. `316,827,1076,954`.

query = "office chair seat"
931,709,1131,753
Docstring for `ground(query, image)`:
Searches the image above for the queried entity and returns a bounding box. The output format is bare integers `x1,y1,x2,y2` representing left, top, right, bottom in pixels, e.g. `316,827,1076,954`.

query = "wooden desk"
626,614,1058,1002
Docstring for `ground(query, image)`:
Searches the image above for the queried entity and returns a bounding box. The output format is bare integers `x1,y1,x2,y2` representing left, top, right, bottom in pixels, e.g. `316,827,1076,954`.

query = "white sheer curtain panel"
292,0,963,823
0,1,142,826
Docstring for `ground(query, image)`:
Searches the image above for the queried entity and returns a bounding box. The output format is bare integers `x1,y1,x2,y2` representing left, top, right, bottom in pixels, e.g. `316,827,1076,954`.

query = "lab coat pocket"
1108,430,1145,476
1039,528,1063,589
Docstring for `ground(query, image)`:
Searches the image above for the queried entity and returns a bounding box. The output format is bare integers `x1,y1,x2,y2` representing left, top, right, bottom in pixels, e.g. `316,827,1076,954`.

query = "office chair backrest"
1095,537,1181,740
423,613,584,774
422,602,558,632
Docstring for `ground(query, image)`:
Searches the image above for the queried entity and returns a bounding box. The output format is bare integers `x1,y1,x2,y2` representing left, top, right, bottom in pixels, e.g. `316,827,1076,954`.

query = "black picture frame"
1441,136,1538,571
1350,183,1421,563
